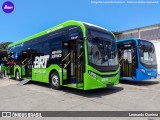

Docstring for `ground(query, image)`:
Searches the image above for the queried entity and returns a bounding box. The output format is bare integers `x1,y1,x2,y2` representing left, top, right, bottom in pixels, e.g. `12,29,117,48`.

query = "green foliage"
0,42,12,51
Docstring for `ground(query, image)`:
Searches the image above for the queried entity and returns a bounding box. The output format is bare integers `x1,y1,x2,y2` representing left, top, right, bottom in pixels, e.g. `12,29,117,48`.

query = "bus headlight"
141,69,146,74
89,71,96,78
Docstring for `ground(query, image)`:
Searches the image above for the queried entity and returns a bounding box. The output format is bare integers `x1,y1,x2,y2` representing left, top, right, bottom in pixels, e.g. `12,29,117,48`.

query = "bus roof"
82,22,108,31
8,20,86,48
117,38,152,43
117,38,138,42
8,20,112,48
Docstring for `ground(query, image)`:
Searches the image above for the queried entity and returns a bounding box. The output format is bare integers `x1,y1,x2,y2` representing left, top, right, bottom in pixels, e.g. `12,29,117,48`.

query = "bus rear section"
117,38,158,81
7,20,119,90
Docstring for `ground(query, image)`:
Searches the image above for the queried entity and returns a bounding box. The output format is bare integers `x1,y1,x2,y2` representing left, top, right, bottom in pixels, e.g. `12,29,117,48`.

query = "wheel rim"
52,75,59,87
16,71,20,80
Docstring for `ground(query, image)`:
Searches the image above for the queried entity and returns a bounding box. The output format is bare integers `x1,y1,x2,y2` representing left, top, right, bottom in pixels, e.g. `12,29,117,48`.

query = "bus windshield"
138,40,157,67
88,30,118,67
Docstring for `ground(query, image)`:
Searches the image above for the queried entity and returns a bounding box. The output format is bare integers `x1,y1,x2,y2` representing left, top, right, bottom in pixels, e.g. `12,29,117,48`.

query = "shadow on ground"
16,80,124,98
61,86,124,98
120,80,159,86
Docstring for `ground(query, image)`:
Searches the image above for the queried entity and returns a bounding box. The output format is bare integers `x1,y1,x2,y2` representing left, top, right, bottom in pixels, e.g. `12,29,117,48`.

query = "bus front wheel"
50,71,61,90
15,70,20,80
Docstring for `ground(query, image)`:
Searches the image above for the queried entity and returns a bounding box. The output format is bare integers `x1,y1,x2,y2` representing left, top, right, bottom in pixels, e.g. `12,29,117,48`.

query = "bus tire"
15,70,20,80
50,71,61,90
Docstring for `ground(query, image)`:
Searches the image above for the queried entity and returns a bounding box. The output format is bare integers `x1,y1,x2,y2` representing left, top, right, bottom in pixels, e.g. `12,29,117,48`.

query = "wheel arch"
49,69,62,85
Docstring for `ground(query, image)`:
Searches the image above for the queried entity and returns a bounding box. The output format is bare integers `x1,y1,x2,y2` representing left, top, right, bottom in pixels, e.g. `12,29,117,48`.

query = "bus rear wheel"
50,71,61,90
15,70,20,80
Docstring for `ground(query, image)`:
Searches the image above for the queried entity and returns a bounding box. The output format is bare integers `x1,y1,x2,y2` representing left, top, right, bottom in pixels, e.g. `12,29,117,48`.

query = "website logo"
2,112,11,117
2,1,14,13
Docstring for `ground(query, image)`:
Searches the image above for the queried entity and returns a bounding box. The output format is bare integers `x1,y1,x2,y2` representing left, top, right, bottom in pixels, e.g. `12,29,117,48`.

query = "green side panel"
1,66,7,71
32,68,43,82
21,68,26,76
14,65,22,78
84,65,120,90
63,83,83,90
7,68,10,74
62,69,67,80
32,65,62,84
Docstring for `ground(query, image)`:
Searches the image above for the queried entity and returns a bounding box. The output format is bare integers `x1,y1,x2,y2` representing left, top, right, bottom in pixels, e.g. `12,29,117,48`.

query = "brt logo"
34,55,49,68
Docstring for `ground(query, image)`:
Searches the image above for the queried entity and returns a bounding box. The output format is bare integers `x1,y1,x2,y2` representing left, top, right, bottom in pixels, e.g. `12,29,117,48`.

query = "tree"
0,42,12,51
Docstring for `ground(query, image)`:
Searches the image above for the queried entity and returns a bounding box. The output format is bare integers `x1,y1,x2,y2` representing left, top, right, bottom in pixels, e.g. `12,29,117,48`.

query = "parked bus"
117,38,158,81
7,20,119,90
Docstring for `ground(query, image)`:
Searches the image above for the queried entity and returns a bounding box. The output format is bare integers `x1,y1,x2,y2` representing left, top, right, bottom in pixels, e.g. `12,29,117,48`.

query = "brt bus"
117,38,158,81
7,20,119,90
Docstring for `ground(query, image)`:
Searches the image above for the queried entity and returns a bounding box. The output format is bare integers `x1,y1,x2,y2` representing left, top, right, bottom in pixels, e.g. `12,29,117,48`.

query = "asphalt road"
0,77,160,120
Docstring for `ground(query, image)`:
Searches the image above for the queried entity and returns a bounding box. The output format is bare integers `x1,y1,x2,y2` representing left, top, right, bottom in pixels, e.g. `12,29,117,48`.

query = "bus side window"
34,44,41,56
42,41,50,54
50,35,66,51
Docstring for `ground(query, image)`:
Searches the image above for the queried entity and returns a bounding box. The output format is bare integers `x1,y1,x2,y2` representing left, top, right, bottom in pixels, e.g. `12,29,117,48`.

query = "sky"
0,0,160,43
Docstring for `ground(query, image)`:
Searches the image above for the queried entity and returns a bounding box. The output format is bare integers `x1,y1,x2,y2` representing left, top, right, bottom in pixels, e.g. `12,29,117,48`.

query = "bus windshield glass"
88,30,118,66
139,40,157,66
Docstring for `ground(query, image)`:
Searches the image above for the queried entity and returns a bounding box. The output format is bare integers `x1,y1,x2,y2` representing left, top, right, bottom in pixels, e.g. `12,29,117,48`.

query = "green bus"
7,20,119,90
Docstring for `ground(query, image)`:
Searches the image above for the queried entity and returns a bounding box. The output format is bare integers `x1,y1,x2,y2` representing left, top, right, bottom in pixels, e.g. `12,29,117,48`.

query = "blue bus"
117,38,158,81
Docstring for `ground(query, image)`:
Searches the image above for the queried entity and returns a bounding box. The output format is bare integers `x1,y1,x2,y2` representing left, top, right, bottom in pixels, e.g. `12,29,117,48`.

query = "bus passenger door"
21,50,27,77
7,52,15,75
62,42,71,84
119,48,137,77
21,49,33,78
62,39,84,88
26,49,34,77
75,40,84,88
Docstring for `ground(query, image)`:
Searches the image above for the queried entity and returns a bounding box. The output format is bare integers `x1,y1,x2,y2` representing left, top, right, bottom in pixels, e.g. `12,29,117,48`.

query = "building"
116,24,160,41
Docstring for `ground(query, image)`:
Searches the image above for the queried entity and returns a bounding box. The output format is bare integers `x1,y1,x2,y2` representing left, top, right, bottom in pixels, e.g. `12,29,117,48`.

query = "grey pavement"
0,77,159,120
